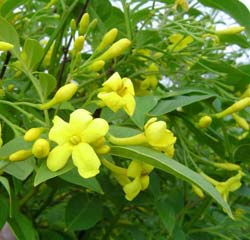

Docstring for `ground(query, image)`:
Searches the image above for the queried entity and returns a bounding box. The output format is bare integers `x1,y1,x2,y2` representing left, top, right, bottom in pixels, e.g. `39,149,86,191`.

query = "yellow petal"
49,116,72,144
72,143,101,178
81,118,109,143
141,162,154,174
69,109,93,134
140,175,150,190
122,77,135,95
123,94,136,116
46,143,72,171
98,92,124,112
169,33,184,43
144,118,157,130
123,177,141,201
127,160,142,178
113,173,131,186
102,72,123,91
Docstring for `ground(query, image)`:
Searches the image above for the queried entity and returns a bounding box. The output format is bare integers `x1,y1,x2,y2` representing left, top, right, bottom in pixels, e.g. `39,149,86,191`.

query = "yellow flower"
174,0,189,11
47,109,109,178
140,63,160,90
97,72,136,116
113,160,154,201
215,171,244,203
168,33,193,52
108,118,176,157
144,118,177,157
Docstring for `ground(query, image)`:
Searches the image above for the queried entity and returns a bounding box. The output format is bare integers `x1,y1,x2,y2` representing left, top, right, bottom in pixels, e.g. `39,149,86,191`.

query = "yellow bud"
215,97,250,118
24,127,44,142
87,60,105,72
79,13,89,35
216,26,245,35
192,184,204,198
95,144,110,154
96,28,118,52
73,36,85,53
32,138,50,158
88,19,98,31
241,85,250,99
232,113,249,130
0,41,14,51
198,115,212,128
9,150,32,161
213,162,241,171
40,82,78,110
96,38,131,61
70,19,76,33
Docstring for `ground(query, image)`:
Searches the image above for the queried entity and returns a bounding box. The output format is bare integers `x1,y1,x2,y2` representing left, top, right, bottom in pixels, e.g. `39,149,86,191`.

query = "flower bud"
0,41,14,51
215,97,250,118
96,28,118,52
192,184,204,198
88,19,98,31
24,127,44,142
87,60,105,72
32,138,50,158
79,13,89,35
216,26,245,35
9,150,32,161
70,19,76,34
213,162,241,171
198,115,212,128
232,113,249,130
73,36,85,53
96,38,131,61
40,81,78,110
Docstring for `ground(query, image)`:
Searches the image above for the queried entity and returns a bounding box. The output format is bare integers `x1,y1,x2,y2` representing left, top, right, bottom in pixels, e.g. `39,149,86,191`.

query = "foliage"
0,0,250,239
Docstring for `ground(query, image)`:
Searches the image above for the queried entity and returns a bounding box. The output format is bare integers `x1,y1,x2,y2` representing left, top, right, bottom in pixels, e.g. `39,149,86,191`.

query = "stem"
0,51,11,80
57,0,91,89
101,158,127,175
121,0,132,40
108,133,147,145
0,114,25,135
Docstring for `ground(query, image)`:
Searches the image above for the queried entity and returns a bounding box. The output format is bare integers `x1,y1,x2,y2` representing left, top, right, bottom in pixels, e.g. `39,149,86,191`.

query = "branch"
56,0,91,89
0,51,12,80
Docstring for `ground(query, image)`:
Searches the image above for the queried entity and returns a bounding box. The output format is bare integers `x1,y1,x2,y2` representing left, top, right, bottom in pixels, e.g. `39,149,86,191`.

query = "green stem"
0,114,25,135
101,158,127,175
108,133,147,145
121,0,132,40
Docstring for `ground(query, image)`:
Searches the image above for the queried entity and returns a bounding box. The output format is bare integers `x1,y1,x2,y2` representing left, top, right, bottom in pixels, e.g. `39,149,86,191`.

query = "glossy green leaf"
131,96,159,129
0,16,20,53
150,94,215,115
34,160,74,186
65,194,103,231
0,176,11,197
156,199,176,235
60,168,103,194
38,72,57,99
0,196,9,229
110,145,232,217
23,39,44,70
198,0,250,33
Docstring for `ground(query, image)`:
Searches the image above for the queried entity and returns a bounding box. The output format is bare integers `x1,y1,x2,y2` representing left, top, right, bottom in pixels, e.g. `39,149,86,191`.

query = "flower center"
117,85,127,96
70,135,81,145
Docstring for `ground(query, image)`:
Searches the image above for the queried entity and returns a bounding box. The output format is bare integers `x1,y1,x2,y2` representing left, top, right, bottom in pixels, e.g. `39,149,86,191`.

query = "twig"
56,0,91,89
0,51,11,80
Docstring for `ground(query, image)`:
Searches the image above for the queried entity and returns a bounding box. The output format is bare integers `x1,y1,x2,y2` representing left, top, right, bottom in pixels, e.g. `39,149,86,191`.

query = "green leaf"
38,72,57,99
8,211,39,240
0,196,9,229
0,16,20,53
0,176,11,197
198,0,250,33
136,30,161,47
150,94,215,115
60,168,103,194
34,160,74,186
3,158,35,180
131,96,159,129
65,194,103,231
233,144,250,163
156,200,176,235
23,39,44,70
110,145,232,217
